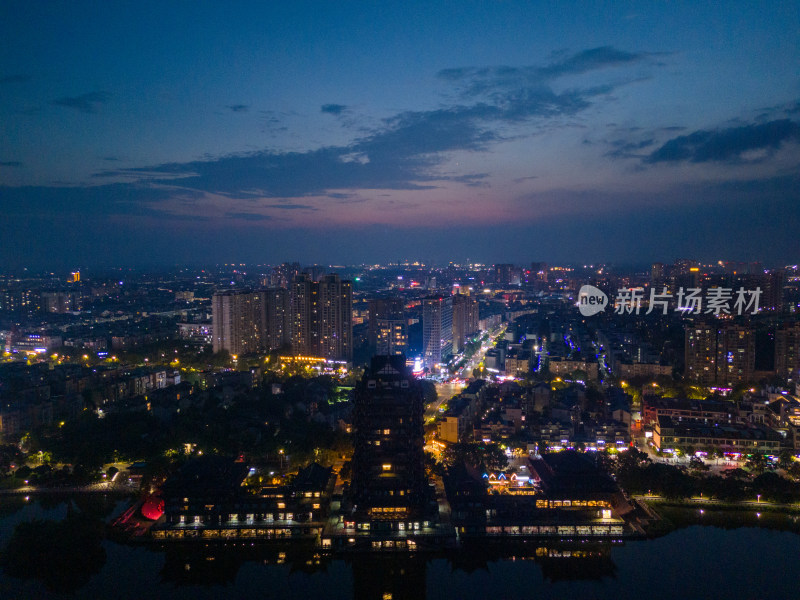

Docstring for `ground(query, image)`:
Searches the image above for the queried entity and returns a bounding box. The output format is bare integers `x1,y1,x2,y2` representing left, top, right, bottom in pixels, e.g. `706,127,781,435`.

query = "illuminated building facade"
776,324,800,381
685,322,720,386
290,274,353,361
368,297,408,355
259,287,290,351
452,293,479,354
211,290,263,356
350,355,428,529
422,296,453,368
685,322,755,387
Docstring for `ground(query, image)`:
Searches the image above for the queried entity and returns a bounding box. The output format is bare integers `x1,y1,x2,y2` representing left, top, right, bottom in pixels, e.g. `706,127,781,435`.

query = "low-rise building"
652,415,783,454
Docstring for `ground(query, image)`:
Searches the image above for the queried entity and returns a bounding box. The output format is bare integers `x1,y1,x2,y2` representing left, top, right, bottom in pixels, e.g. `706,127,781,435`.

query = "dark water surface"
1,497,798,600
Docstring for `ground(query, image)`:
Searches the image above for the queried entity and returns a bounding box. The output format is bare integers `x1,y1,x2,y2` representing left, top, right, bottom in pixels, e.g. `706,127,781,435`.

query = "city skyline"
1,2,799,267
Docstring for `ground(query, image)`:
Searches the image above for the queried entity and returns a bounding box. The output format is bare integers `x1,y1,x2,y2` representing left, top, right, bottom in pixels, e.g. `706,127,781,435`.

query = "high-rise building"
290,274,352,361
350,355,428,527
685,322,718,386
316,274,353,361
651,263,665,286
685,322,754,387
494,263,520,286
259,288,290,351
451,293,479,354
716,325,755,387
41,291,78,313
302,265,327,282
528,262,548,284
369,298,408,355
269,262,300,288
211,290,263,356
422,296,453,368
775,324,800,381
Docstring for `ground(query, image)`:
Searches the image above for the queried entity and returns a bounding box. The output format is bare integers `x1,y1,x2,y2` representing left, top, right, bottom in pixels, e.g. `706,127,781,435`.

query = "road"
455,324,507,379
425,382,464,423
424,325,507,422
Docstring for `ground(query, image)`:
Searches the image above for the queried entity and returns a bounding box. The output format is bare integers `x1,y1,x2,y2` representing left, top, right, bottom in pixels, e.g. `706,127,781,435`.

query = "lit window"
382,464,392,471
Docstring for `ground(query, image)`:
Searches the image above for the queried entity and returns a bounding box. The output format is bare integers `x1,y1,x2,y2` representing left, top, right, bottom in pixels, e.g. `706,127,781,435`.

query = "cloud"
52,91,111,113
0,74,30,84
263,203,316,210
226,212,272,221
513,175,538,184
604,138,655,159
0,183,201,219
81,47,655,214
321,104,348,115
226,104,249,113
93,73,634,199
0,161,23,167
646,119,800,163
451,172,491,187
438,46,653,99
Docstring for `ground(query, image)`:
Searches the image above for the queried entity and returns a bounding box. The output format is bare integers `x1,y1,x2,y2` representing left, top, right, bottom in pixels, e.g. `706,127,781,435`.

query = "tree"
688,456,709,475
419,380,438,405
786,462,800,482
210,350,232,368
745,453,768,476
442,442,508,472
777,449,794,471
725,467,750,481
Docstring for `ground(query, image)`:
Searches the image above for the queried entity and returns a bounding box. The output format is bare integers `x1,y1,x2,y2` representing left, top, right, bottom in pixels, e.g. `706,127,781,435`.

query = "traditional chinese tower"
350,354,427,528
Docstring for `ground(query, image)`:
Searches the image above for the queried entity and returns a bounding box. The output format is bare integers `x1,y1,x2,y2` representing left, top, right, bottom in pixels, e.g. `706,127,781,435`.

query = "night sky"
1,2,798,268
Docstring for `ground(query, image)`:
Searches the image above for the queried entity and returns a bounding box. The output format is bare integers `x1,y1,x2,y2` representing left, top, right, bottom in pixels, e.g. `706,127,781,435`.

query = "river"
0,497,798,599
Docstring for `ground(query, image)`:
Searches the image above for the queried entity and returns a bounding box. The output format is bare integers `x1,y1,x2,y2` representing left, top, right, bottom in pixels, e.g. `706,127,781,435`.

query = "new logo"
577,285,608,316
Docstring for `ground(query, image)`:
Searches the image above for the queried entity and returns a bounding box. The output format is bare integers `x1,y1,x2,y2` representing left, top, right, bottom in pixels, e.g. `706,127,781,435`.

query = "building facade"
422,296,453,368
211,290,263,356
350,355,428,528
776,324,800,381
290,274,353,361
369,298,408,356
685,322,755,387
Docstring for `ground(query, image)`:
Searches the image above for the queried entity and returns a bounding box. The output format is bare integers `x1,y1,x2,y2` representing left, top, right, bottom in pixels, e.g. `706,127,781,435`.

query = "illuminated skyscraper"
422,296,453,368
452,293,478,354
290,274,352,361
685,322,754,387
369,298,408,355
775,324,800,381
259,288,290,351
211,290,263,356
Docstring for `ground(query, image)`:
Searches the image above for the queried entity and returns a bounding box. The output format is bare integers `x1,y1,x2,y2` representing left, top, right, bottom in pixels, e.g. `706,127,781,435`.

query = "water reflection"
2,509,106,593
351,555,427,600
3,497,800,598
452,541,618,582
154,540,618,597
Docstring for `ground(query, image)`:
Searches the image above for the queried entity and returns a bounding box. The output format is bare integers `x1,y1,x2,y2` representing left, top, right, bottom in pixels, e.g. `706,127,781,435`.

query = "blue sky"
1,2,798,267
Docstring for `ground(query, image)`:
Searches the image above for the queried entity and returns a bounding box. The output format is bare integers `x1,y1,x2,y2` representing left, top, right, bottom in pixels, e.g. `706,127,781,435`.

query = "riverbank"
637,496,800,537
